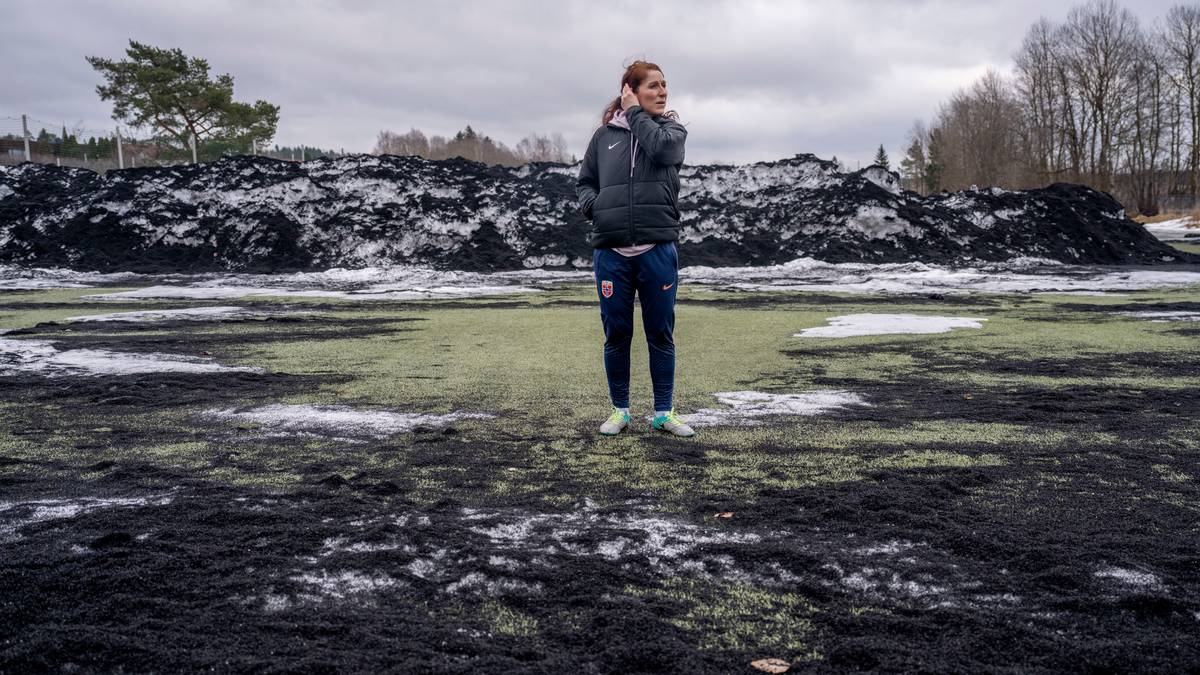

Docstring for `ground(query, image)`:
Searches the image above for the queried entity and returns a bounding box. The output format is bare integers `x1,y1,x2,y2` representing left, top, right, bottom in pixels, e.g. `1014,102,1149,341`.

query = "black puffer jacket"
575,104,687,248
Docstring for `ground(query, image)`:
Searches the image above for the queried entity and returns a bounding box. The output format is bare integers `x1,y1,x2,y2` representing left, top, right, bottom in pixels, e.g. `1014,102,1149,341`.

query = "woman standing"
575,60,694,438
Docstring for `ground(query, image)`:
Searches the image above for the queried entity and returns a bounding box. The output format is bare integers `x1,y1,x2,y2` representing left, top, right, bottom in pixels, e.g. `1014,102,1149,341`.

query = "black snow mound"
0,153,1194,273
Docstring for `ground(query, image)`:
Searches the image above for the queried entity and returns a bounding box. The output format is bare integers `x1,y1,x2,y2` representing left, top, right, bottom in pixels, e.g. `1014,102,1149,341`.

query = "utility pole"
115,127,124,169
21,114,31,162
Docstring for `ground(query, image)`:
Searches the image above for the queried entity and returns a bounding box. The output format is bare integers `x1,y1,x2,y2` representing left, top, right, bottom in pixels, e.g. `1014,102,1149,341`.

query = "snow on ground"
7,256,1200,299
462,498,764,565
1094,566,1161,588
289,570,402,602
795,313,988,338
64,306,317,323
1118,310,1200,322
0,264,146,290
0,337,263,377
263,499,1009,611
0,493,175,543
1142,217,1200,242
201,403,494,440
678,390,870,427
680,257,1200,295
85,283,541,301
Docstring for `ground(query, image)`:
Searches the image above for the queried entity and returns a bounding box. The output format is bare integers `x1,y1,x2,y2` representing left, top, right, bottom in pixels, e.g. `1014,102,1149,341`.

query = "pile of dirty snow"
1,153,1193,273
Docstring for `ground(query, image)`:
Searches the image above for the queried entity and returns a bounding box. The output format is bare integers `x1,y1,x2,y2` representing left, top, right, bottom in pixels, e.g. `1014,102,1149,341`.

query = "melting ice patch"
462,499,764,565
271,500,1014,610
795,313,988,338
87,283,540,301
0,493,175,542
842,205,922,240
680,390,870,427
290,570,401,601
1118,310,1200,323
1141,217,1200,242
680,257,1200,295
64,306,317,323
1094,566,1161,588
0,264,146,290
0,338,262,377
81,265,554,301
202,403,493,439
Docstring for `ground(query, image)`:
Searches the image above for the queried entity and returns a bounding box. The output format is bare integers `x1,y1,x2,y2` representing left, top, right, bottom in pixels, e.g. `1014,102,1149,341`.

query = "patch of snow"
842,205,922,240
1141,216,1200,242
522,254,568,268
0,338,263,377
0,493,174,542
840,566,950,599
794,313,988,338
0,264,146,290
202,403,493,439
680,256,1200,295
680,390,870,427
861,167,902,195
1119,310,1200,322
290,569,400,601
467,499,762,566
854,540,918,556
64,306,316,323
445,572,543,596
1094,566,1160,588
288,499,1011,609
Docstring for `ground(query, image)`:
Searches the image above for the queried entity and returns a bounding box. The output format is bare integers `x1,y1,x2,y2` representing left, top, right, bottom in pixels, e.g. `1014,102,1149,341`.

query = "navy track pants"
593,241,678,412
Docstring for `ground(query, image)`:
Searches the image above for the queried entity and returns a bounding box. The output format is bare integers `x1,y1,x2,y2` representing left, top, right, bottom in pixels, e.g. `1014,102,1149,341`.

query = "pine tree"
873,144,890,170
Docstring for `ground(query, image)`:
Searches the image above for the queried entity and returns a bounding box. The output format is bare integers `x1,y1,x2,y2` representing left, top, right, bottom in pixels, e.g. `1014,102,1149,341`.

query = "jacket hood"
608,107,631,130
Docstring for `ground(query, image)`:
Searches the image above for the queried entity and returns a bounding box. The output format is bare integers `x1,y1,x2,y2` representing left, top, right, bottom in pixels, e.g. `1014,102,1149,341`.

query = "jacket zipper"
628,129,635,244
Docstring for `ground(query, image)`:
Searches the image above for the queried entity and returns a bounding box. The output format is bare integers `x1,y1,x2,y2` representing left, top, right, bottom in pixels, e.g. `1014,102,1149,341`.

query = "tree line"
897,0,1200,215
373,126,574,166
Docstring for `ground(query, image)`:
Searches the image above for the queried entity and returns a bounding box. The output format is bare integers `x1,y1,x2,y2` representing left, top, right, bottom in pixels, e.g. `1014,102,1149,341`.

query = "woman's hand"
621,83,639,111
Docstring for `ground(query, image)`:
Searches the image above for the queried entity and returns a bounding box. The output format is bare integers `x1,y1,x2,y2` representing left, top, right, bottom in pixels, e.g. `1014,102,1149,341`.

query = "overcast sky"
0,0,1185,168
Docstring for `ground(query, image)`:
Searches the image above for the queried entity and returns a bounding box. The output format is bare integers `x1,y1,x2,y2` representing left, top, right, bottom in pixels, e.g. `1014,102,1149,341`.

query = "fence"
0,113,342,173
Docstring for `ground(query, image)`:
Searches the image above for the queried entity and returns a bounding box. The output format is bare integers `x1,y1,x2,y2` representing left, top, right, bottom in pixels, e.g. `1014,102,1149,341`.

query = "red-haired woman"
576,60,694,437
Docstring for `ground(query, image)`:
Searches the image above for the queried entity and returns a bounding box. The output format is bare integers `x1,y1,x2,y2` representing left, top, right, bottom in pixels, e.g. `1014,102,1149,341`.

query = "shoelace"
607,409,628,424
657,410,684,424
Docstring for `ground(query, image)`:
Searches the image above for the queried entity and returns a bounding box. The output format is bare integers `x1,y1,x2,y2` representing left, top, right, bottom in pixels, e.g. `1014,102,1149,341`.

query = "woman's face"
636,70,668,116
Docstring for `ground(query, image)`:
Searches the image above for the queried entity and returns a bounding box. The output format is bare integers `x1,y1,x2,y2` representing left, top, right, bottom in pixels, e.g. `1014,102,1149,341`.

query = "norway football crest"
601,280,613,298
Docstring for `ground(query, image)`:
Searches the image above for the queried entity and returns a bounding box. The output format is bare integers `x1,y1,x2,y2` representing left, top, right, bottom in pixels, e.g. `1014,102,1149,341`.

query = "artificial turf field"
1,276,1199,673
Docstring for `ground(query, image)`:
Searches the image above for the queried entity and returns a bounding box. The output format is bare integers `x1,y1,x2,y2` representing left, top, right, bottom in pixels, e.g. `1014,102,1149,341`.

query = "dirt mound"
1,154,1194,273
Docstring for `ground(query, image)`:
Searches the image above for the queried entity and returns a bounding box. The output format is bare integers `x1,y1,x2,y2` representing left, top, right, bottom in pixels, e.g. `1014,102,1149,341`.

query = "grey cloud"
0,0,1185,167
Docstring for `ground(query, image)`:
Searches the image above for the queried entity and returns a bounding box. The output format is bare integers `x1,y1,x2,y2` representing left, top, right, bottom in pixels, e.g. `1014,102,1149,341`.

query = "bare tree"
931,70,1028,190
372,126,570,166
1061,0,1141,192
515,132,571,163
374,128,430,157
1015,18,1066,183
1161,4,1200,197
1123,33,1168,213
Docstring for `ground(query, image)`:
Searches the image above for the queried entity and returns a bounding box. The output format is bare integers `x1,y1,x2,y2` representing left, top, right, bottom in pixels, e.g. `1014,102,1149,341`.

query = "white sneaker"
652,409,695,437
599,407,630,435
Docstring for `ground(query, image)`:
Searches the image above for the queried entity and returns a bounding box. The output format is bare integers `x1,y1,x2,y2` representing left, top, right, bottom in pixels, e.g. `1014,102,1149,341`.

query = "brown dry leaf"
750,658,791,673
713,512,734,519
